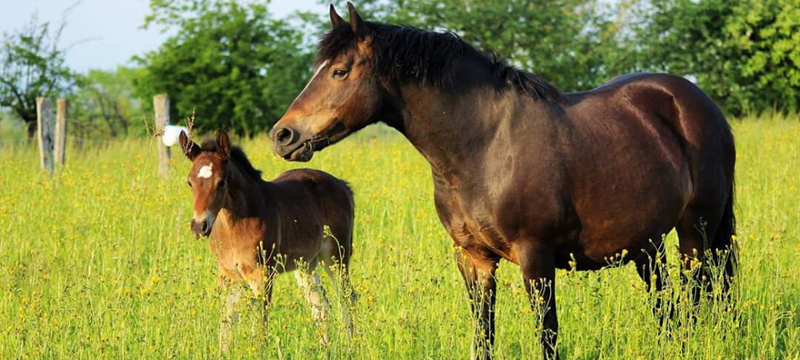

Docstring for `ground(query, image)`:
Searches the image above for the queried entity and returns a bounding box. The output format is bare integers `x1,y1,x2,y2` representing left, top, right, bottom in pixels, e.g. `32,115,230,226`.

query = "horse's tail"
711,182,737,293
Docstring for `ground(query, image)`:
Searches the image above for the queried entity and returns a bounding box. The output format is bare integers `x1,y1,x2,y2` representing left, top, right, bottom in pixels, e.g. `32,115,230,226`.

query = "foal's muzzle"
191,218,213,238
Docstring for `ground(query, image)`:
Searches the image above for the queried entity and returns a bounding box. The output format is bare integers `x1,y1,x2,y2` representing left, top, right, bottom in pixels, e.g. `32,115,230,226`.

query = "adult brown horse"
270,4,737,359
179,130,357,352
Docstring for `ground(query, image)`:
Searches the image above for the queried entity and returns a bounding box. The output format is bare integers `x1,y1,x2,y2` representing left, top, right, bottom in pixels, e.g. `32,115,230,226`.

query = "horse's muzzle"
270,125,315,162
191,218,212,238
271,126,299,148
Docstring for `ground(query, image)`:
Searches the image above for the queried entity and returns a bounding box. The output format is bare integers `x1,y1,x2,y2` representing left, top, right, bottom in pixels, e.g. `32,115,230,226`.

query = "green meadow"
0,115,798,359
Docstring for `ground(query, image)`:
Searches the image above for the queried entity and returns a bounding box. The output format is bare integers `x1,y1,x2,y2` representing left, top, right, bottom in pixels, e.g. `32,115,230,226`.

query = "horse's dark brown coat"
270,4,736,359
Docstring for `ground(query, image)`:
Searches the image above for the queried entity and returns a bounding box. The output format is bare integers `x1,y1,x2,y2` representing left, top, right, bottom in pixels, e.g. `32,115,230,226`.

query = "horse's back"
553,73,734,265
566,72,734,193
273,169,354,209
272,169,355,246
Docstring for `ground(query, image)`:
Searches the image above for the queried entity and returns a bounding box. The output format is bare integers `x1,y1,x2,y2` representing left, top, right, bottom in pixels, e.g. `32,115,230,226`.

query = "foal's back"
267,169,355,271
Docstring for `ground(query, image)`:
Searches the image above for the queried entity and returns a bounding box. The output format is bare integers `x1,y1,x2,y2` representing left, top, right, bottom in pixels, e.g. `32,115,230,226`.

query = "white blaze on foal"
198,163,213,179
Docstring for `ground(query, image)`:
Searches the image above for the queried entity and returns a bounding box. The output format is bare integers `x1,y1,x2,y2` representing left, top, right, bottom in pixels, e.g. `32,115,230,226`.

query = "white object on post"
162,125,190,147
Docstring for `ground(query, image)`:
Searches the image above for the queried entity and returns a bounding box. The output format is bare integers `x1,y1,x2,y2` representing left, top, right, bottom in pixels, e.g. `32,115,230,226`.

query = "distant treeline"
2,0,798,139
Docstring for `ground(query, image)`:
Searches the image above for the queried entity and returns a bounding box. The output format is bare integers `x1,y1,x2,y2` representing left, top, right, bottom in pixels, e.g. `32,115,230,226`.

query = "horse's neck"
393,82,541,186
221,165,264,219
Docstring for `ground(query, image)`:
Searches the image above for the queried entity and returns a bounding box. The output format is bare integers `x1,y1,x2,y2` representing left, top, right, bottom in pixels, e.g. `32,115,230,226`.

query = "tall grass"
0,115,797,359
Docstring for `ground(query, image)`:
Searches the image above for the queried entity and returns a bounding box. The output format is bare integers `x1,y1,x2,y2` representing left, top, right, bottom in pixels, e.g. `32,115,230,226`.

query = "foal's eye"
332,69,348,79
187,180,192,188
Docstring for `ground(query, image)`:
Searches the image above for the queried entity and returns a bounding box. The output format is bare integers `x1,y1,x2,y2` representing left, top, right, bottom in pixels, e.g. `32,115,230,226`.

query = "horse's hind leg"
295,267,332,323
321,259,358,338
676,205,723,306
295,267,332,345
633,240,671,326
320,230,359,337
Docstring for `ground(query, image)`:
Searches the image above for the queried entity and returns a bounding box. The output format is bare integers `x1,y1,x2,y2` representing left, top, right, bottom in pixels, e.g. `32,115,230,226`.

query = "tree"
134,0,313,135
0,14,72,138
67,67,146,140
323,0,635,91
633,0,800,115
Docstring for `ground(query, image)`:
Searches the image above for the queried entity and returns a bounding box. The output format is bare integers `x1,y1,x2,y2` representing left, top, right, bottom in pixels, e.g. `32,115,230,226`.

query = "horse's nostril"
191,220,201,234
274,127,296,146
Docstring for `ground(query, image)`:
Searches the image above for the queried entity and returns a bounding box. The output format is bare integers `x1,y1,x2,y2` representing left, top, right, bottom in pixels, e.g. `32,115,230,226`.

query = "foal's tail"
711,183,737,293
340,180,355,212
338,179,356,238
338,179,356,268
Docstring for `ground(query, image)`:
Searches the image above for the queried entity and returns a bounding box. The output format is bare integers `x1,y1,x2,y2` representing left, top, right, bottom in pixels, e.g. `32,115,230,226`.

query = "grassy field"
0,115,798,359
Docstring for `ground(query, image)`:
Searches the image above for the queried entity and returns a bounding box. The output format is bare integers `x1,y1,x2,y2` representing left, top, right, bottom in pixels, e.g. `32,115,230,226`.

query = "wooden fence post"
36,97,54,174
153,94,171,178
55,98,67,167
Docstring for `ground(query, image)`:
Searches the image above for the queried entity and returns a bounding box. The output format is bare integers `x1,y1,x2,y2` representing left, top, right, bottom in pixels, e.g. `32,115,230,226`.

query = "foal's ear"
216,130,230,160
179,130,200,160
330,4,345,28
347,2,371,40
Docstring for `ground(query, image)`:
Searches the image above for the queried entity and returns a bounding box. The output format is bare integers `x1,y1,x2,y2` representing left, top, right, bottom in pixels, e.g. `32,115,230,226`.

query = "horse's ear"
216,130,230,160
330,4,345,28
179,130,200,160
347,2,371,40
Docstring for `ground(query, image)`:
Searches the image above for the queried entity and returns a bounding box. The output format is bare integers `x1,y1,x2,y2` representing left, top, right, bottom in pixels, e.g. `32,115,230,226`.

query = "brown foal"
179,130,357,352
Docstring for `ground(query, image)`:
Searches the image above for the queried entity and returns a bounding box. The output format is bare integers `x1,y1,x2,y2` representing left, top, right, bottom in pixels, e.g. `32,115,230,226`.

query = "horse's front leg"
258,271,275,338
517,241,559,360
455,246,499,360
219,276,244,354
243,264,275,341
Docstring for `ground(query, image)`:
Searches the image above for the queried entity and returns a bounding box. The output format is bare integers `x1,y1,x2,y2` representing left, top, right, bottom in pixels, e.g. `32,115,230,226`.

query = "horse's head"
179,130,231,238
270,3,385,161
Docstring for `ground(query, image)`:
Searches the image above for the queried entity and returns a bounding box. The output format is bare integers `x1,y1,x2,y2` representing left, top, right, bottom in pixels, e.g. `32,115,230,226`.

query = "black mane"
317,22,561,102
200,140,263,181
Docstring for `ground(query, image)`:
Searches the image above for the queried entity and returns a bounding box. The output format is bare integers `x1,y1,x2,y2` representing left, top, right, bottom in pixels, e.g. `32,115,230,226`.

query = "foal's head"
179,130,231,238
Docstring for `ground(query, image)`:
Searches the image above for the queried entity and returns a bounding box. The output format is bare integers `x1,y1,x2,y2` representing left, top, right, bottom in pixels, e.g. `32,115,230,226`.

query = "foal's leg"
321,260,358,338
517,242,559,360
320,233,359,338
455,247,499,360
219,277,244,354
258,271,275,338
295,267,332,345
240,263,274,341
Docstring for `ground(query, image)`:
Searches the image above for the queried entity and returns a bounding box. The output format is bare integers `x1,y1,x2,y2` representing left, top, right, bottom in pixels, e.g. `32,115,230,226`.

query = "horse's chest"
208,217,271,276
434,186,513,260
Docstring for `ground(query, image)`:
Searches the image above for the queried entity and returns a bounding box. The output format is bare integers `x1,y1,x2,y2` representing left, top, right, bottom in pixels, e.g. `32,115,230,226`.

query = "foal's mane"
200,140,263,182
317,22,561,102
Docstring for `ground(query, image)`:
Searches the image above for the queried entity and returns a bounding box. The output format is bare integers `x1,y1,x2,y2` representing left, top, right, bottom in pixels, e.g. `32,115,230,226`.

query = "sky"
0,0,321,73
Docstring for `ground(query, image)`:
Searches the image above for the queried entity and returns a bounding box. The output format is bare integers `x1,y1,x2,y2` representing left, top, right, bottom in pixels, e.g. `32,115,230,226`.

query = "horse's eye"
218,179,226,188
332,69,348,79
187,180,192,188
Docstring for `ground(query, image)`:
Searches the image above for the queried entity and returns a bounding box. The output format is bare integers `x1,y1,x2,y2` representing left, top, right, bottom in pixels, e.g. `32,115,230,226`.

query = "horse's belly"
571,173,689,264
